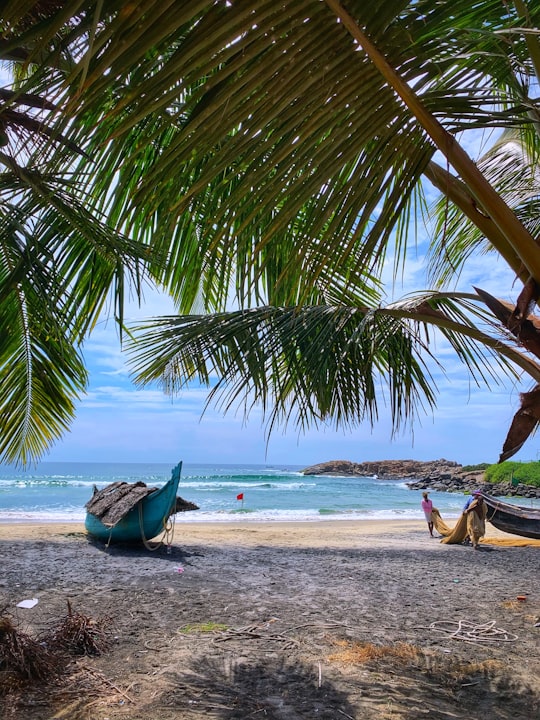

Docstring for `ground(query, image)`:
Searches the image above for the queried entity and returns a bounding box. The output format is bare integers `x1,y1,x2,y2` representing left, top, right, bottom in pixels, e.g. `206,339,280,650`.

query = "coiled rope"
428,619,518,643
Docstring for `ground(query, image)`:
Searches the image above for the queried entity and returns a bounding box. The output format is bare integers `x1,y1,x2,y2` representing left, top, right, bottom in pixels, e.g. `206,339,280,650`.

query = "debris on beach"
0,615,61,681
0,600,112,688
328,639,421,665
15,598,38,609
44,601,112,657
1,604,127,718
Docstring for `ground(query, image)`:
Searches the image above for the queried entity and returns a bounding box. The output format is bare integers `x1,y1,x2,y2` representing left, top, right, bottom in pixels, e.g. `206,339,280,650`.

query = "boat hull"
85,462,182,543
483,493,540,540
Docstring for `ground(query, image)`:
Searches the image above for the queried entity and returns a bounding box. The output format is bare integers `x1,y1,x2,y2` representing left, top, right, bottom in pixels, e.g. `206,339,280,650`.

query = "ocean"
0,461,496,524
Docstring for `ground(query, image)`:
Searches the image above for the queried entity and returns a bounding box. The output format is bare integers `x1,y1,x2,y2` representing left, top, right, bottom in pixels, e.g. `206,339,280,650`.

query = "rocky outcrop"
301,459,540,499
406,474,540,499
301,458,460,479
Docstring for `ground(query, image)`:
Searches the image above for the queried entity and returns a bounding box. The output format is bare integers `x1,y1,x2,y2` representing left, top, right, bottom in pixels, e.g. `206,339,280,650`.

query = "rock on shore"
301,459,540,499
302,458,460,479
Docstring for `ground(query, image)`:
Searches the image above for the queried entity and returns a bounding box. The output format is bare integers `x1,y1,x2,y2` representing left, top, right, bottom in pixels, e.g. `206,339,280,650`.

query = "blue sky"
45,224,538,468
42,129,540,467
49,349,533,466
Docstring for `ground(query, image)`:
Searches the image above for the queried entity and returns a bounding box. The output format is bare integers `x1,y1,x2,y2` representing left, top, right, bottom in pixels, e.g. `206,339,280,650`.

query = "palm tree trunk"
324,0,540,281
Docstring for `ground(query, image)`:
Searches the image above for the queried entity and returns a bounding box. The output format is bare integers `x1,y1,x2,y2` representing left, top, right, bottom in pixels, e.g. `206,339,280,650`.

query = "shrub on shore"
485,462,540,488
461,463,490,472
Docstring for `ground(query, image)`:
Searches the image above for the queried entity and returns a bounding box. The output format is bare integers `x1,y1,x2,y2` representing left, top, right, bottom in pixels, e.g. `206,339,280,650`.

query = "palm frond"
0,158,150,337
127,305,433,438
0,212,87,465
127,291,534,440
428,128,540,287
2,1,540,462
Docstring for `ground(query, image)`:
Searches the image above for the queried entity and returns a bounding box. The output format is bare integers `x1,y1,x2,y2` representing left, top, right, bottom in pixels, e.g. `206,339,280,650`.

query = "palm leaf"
0,208,87,465
2,1,540,463
429,128,540,286
127,292,536,439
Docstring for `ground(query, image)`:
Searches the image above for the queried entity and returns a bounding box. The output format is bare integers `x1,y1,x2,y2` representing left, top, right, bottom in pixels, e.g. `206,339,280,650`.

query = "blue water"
0,461,490,524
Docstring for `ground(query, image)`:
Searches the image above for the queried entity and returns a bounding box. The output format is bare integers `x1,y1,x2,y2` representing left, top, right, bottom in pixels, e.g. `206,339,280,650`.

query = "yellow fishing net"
432,508,540,547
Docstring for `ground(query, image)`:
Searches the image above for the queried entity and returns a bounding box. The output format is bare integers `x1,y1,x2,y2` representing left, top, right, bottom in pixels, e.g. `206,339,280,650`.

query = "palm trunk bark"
324,0,540,282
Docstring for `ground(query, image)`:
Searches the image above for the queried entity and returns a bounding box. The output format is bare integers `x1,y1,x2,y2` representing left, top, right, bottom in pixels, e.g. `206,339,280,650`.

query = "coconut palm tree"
2,1,540,465
0,2,152,464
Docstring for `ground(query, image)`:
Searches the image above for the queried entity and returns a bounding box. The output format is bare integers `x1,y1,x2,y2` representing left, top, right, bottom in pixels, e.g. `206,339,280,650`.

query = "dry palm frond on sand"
329,640,421,665
43,601,112,656
0,615,62,681
1,600,112,688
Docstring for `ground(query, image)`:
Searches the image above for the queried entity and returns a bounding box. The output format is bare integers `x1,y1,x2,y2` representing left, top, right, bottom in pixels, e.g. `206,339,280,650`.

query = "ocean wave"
178,481,316,490
181,474,303,483
0,479,124,488
175,507,463,523
0,509,86,522
0,463,474,525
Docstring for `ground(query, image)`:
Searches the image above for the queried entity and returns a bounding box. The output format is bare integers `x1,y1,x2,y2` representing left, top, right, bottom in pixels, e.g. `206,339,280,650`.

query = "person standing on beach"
464,492,487,549
421,491,434,537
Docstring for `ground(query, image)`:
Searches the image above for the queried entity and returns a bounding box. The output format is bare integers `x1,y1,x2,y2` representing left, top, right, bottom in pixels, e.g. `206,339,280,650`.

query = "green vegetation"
485,462,540,488
178,622,228,634
461,464,490,473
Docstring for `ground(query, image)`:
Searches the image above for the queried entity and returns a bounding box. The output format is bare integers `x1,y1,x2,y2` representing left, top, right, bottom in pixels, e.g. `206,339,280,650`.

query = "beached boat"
482,492,540,539
85,462,182,543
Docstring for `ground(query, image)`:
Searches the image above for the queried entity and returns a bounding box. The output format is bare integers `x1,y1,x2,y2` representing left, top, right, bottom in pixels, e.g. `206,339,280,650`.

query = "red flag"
236,493,244,501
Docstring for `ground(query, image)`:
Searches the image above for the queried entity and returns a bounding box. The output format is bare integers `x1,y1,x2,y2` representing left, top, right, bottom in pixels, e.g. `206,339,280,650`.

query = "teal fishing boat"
85,462,183,544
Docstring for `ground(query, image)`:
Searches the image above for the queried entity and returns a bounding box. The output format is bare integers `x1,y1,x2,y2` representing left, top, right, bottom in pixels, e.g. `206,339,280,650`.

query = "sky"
44,249,535,468
44,169,540,468
0,105,521,468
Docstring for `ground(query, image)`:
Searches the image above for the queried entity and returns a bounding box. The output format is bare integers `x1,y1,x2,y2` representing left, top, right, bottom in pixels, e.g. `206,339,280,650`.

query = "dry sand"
1,519,539,719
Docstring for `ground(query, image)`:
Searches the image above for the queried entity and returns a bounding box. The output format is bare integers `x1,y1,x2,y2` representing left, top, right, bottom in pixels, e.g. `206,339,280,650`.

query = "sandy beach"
1,519,539,719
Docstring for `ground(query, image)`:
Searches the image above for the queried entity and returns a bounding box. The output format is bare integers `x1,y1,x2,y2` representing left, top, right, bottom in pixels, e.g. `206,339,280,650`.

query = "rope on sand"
211,621,354,651
428,619,518,643
212,624,299,650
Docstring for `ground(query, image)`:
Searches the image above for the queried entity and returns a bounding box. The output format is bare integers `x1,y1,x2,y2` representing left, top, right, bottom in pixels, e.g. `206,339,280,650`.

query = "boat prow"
482,492,540,540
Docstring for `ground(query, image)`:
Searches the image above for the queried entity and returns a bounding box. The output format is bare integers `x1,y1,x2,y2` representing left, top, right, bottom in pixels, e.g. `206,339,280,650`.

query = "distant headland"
301,459,540,499
301,458,461,480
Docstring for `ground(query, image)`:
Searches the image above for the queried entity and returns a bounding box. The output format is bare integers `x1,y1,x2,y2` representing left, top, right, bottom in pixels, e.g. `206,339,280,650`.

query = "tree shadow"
153,654,357,719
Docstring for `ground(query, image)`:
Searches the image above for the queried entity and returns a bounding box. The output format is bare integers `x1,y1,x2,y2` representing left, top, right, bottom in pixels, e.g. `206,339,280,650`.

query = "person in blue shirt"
463,490,482,511
463,492,487,549
462,490,482,545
